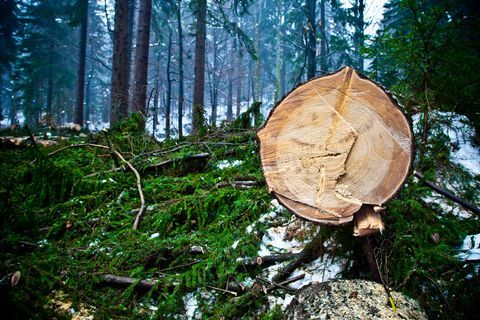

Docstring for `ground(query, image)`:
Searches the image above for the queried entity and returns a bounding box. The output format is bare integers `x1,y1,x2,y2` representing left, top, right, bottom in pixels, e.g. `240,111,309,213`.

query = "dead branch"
414,171,480,215
272,230,325,283
237,253,301,269
100,274,157,290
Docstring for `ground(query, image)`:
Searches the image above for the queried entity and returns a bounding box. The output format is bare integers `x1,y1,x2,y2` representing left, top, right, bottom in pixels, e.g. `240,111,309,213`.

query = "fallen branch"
100,274,157,290
272,230,325,283
414,171,480,215
237,253,301,269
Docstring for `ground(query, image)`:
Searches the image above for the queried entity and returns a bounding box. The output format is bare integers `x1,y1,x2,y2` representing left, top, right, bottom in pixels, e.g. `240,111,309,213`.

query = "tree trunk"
192,0,207,134
210,32,218,127
253,0,261,102
152,46,161,136
306,0,316,80
165,30,172,140
235,42,242,117
226,40,234,121
110,0,130,126
131,0,152,128
126,0,135,112
85,62,94,124
258,67,413,234
176,0,184,137
46,71,53,127
75,0,88,127
274,2,282,102
354,0,364,72
319,0,327,74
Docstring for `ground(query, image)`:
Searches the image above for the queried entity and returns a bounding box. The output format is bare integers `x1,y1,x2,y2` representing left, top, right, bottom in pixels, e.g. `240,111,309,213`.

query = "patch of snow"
246,224,254,234
183,292,200,320
287,255,342,290
457,233,480,261
37,239,48,247
216,159,243,170
149,233,160,239
270,199,286,212
258,226,304,256
231,239,240,249
421,194,472,219
267,293,295,311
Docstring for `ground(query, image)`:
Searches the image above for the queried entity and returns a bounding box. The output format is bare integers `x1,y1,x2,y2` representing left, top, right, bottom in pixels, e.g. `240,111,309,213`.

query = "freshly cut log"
258,67,413,235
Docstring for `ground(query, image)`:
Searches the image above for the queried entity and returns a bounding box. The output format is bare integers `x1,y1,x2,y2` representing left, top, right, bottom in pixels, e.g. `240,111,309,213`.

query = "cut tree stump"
258,67,413,235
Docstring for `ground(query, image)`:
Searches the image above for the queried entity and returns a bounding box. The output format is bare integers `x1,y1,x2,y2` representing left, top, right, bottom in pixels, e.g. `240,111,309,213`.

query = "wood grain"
258,67,413,232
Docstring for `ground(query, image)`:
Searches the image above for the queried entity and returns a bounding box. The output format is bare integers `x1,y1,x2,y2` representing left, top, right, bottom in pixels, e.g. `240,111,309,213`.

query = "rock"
285,279,427,320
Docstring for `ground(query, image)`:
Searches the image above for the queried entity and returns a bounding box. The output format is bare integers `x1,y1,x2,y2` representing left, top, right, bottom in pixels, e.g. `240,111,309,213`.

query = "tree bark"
226,40,234,121
110,0,130,126
235,41,242,117
274,1,282,102
126,0,135,112
165,30,172,140
176,0,184,137
319,0,327,74
152,46,161,136
354,0,365,72
131,0,152,128
306,0,316,80
192,0,207,134
75,0,89,127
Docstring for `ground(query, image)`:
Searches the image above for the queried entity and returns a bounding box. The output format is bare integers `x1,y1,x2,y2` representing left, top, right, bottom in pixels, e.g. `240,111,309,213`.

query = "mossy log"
258,67,413,235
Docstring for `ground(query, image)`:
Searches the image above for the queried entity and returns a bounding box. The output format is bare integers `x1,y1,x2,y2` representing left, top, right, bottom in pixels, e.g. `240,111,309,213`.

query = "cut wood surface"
258,67,413,230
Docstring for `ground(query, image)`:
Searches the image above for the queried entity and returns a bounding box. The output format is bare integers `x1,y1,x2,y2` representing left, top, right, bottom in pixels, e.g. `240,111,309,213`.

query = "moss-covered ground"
0,113,479,319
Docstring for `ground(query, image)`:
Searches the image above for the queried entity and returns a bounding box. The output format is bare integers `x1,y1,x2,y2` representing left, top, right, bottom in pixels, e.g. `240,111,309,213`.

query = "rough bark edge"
256,66,415,225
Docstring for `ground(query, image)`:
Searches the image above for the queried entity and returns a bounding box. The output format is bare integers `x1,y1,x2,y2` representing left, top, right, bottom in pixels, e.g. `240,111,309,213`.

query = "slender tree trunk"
274,2,282,102
253,1,261,101
176,0,184,137
131,0,152,128
235,42,242,117
126,0,135,112
75,0,88,126
110,0,130,126
354,0,364,72
152,46,161,136
306,0,316,79
85,63,94,124
319,0,327,74
165,30,172,140
192,0,207,134
210,32,218,127
46,72,53,127
226,40,234,121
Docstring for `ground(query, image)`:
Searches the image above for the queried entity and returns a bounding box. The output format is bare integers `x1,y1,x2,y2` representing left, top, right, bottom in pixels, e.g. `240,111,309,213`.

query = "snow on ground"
288,255,343,290
457,233,480,261
412,111,480,176
216,159,243,170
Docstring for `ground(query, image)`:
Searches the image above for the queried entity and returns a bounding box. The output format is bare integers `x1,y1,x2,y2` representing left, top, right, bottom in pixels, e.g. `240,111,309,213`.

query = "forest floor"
0,111,479,319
